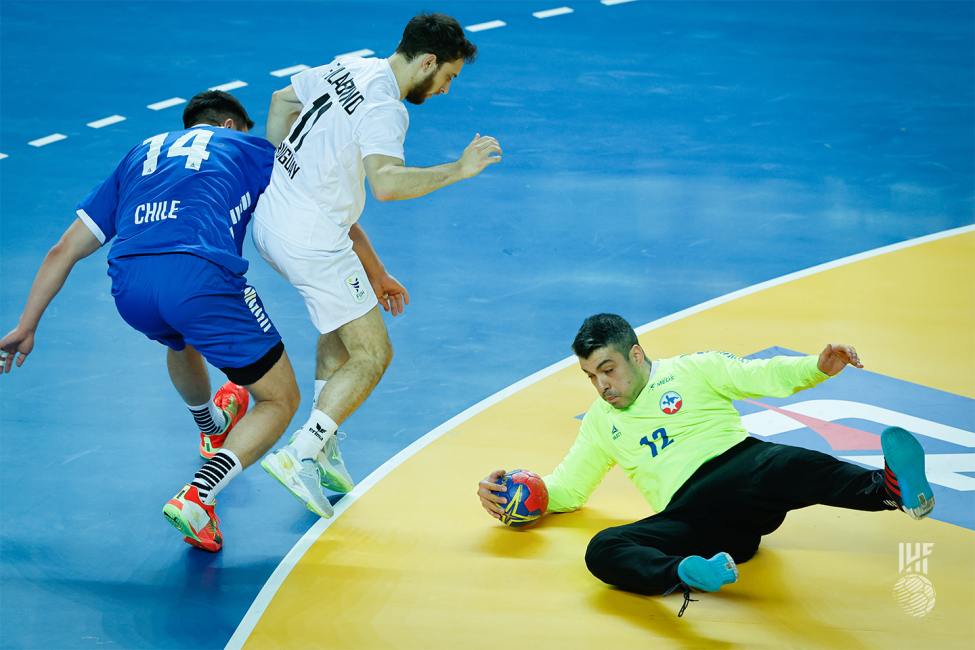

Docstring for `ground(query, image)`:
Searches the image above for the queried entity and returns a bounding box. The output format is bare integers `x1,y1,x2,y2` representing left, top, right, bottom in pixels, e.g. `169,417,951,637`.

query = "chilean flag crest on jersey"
660,391,683,414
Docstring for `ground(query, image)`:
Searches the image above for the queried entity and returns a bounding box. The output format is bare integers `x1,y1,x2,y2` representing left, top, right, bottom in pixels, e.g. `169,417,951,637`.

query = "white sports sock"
291,409,338,460
189,400,228,435
192,449,242,505
313,380,327,411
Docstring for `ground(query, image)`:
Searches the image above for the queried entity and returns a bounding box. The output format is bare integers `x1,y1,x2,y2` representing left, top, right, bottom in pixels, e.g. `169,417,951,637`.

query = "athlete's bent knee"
585,528,622,582
282,378,301,416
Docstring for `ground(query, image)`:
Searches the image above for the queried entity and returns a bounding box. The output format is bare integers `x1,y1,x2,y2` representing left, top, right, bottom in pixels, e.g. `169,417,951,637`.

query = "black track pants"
584,437,892,594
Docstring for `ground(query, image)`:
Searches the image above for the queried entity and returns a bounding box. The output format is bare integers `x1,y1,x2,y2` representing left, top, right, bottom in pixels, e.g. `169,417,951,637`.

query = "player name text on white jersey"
324,66,366,115
275,142,301,179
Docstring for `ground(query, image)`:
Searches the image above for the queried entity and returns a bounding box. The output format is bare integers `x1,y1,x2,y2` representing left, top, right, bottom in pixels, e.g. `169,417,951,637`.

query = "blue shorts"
109,253,282,373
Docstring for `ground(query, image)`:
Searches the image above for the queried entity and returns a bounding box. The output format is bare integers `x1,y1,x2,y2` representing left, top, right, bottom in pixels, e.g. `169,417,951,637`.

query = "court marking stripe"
270,64,309,77
87,115,126,129
224,223,974,650
28,134,67,147
147,97,186,111
10,3,654,152
210,81,248,92
466,20,506,32
0,153,8,160
534,7,574,18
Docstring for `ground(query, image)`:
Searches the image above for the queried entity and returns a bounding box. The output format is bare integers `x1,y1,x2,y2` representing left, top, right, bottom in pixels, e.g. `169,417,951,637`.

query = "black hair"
571,313,640,360
182,90,255,130
395,12,478,65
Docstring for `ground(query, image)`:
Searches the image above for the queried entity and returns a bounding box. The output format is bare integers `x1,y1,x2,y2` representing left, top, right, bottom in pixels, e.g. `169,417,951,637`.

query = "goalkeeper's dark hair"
572,313,641,360
183,90,255,130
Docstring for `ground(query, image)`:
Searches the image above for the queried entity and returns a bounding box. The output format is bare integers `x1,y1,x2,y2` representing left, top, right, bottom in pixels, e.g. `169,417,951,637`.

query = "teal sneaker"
678,552,739,592
261,445,334,518
289,431,354,493
882,427,935,520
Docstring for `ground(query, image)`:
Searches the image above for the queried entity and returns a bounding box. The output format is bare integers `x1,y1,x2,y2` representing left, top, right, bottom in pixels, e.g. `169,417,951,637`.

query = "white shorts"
252,219,377,334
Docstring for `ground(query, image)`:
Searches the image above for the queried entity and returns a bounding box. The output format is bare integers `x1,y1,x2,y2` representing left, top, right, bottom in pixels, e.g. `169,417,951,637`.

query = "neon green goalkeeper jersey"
543,351,830,514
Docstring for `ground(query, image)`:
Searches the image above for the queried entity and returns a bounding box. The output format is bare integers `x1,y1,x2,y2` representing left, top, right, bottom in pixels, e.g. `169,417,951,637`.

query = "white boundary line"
633,224,974,336
270,64,309,78
28,133,67,147
224,224,973,650
534,7,574,18
87,115,126,129
466,20,506,32
210,80,248,92
339,48,375,57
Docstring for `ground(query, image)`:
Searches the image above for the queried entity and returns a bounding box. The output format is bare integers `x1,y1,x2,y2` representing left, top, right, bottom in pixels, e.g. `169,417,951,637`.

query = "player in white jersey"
254,12,501,517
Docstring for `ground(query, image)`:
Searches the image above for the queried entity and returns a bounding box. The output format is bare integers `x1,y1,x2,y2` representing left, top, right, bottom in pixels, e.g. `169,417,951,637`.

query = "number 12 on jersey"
640,428,673,458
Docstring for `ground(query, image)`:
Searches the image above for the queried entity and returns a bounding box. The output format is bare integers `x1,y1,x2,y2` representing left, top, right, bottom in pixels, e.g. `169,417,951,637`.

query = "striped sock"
883,461,902,509
190,400,227,436
191,449,242,504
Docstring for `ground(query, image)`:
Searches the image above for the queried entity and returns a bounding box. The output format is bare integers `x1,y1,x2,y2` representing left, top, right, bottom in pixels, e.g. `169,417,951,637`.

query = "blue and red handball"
498,470,549,528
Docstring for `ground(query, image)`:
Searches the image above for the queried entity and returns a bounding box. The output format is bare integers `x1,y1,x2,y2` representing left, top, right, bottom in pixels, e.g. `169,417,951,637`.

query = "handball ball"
498,469,549,528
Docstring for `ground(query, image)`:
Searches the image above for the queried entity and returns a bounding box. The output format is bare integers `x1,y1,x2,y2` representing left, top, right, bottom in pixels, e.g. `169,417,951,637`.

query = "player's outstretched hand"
0,326,34,374
478,469,508,519
370,273,410,317
459,133,501,178
818,343,863,376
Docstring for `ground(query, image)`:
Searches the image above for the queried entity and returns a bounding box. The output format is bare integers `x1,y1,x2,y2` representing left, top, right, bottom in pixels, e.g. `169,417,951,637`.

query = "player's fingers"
477,487,506,505
482,495,505,514
16,353,25,368
479,485,508,504
392,293,405,315
479,480,503,493
480,499,502,518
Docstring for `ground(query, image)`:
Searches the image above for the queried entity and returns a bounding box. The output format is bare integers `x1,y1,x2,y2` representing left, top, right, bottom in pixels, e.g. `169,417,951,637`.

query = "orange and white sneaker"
162,484,223,552
200,382,249,459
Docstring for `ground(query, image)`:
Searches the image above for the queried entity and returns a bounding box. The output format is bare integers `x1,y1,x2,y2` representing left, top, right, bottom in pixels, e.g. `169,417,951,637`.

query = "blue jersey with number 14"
76,126,276,276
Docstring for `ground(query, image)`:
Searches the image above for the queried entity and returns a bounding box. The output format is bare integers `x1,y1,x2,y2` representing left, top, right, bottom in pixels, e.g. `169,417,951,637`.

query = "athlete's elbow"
368,182,396,202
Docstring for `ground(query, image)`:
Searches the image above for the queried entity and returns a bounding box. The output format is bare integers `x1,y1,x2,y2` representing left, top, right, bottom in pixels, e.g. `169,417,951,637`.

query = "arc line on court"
224,223,974,650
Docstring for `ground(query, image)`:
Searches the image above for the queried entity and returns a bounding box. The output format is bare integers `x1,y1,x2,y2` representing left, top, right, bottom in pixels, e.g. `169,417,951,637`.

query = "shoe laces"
663,582,698,618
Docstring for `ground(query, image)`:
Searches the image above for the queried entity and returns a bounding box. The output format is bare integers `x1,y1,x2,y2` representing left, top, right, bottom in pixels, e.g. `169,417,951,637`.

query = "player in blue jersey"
0,91,301,552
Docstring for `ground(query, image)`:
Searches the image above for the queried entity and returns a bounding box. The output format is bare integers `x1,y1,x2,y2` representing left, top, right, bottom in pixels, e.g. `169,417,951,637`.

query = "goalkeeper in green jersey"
478,314,934,614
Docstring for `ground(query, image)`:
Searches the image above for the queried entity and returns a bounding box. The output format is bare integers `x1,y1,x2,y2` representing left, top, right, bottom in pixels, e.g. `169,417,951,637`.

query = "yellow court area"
238,231,974,649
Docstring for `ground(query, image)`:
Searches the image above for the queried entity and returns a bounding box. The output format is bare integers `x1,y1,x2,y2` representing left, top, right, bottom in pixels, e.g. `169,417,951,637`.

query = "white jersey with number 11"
253,56,409,253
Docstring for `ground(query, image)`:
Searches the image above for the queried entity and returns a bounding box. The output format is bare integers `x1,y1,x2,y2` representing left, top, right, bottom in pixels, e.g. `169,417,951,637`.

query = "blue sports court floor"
1,2,972,649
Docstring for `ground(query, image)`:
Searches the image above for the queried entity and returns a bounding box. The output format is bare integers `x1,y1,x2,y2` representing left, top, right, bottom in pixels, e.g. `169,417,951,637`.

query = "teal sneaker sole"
881,427,934,519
